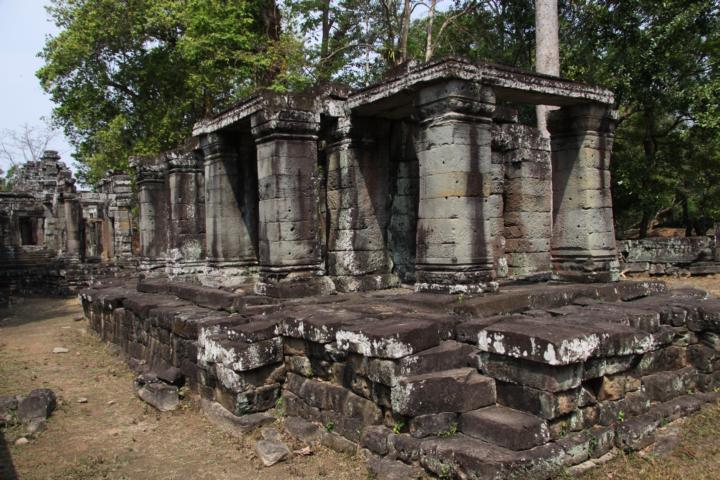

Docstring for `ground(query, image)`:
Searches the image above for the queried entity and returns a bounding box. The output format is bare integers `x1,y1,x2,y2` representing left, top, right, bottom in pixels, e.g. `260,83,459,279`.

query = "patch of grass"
580,401,720,480
438,422,458,437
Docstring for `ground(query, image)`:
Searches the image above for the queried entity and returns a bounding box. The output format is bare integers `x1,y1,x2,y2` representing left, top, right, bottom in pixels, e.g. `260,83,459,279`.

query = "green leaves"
37,0,282,186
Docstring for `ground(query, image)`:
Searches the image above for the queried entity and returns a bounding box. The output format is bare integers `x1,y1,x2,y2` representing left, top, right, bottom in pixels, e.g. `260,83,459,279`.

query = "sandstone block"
391,368,495,416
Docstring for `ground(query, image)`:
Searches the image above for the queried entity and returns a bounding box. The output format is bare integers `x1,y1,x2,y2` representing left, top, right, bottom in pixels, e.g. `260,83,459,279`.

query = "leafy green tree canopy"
38,0,287,185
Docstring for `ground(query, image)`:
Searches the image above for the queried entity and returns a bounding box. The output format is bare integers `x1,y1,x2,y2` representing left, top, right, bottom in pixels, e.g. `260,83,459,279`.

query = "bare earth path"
0,296,367,480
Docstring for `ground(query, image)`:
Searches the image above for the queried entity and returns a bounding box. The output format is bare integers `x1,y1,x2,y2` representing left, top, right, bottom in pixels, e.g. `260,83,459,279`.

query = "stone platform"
80,279,720,479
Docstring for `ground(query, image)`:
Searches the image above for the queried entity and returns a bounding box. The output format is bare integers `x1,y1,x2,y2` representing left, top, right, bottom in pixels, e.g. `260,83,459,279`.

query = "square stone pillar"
136,165,168,272
325,117,398,292
493,122,553,278
199,132,258,288
166,150,206,278
414,80,503,294
548,104,619,282
62,194,82,260
251,108,334,297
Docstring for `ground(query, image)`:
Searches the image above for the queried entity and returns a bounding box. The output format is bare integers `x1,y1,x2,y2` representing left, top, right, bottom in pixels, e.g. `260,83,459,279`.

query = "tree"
560,0,720,237
37,0,288,186
0,121,59,166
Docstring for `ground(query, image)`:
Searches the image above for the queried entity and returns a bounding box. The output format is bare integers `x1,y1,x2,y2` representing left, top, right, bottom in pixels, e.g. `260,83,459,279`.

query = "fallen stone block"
459,405,550,451
136,381,179,412
284,416,321,446
391,368,496,416
201,398,274,436
367,455,424,480
255,439,290,466
17,389,56,423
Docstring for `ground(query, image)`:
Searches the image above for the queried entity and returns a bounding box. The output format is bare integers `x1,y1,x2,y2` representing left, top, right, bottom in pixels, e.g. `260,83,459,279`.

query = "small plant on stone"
617,410,626,423
439,422,458,437
456,293,465,304
325,420,335,433
659,417,669,428
274,397,286,417
588,435,598,453
392,420,405,434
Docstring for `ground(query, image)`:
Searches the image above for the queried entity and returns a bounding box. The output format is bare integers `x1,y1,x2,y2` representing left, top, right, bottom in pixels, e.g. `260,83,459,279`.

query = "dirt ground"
0,297,367,480
1,276,720,480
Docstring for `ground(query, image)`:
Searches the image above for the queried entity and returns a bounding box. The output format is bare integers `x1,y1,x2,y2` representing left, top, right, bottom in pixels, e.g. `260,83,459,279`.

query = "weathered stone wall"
619,236,720,276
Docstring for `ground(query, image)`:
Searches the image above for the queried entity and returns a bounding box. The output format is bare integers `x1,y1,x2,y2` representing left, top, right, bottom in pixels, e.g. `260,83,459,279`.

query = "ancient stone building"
0,151,135,300
78,59,720,479
135,59,619,296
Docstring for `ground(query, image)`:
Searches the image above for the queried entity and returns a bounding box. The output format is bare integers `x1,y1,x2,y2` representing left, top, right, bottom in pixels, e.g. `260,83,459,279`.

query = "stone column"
715,223,720,261
136,164,168,271
199,132,258,288
325,117,397,292
251,107,333,297
63,194,82,259
493,122,553,278
414,80,503,294
548,103,618,282
166,151,206,278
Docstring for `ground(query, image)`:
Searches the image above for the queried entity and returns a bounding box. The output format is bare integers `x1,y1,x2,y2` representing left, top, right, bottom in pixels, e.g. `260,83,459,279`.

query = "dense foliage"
38,0,720,237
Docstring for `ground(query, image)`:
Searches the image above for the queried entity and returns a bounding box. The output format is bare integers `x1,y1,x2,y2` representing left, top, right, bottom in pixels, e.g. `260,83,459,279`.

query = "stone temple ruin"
18,58,720,478
0,151,134,301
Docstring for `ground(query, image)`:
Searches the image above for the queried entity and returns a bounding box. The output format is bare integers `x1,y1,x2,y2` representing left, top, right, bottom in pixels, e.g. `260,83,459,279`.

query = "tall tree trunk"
535,0,559,137
640,111,657,239
425,0,437,62
399,0,411,64
319,0,332,81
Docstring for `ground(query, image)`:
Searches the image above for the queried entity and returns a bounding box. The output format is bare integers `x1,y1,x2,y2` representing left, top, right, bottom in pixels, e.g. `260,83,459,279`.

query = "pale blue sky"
0,0,73,172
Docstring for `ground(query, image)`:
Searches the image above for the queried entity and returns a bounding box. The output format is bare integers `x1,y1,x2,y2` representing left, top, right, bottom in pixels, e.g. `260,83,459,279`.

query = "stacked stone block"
493,122,553,277
251,102,333,297
548,104,619,282
325,117,398,292
135,162,169,272
414,80,503,294
166,150,206,278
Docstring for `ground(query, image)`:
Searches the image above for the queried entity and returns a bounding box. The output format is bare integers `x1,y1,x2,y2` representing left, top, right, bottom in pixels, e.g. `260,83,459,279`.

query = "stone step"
398,340,478,377
336,318,441,359
391,367,496,416
478,314,656,366
459,405,550,451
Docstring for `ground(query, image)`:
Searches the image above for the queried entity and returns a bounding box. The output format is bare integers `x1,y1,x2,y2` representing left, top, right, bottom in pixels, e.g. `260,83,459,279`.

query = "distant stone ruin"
0,150,134,301
45,58,720,478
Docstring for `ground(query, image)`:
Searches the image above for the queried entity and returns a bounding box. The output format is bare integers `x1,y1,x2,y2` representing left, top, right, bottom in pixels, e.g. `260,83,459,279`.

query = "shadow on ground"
0,296,79,328
0,431,18,480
